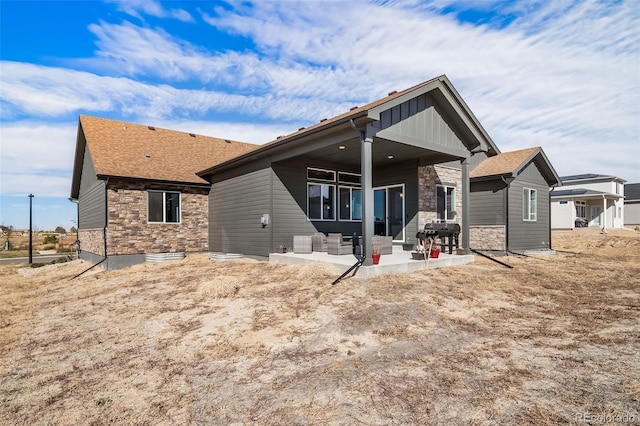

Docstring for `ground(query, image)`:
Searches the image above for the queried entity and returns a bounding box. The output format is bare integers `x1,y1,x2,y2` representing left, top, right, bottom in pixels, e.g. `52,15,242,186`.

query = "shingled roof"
71,115,257,196
470,146,560,186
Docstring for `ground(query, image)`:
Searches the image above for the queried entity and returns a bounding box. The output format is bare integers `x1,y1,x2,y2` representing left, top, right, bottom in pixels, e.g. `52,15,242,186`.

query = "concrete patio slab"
269,245,474,278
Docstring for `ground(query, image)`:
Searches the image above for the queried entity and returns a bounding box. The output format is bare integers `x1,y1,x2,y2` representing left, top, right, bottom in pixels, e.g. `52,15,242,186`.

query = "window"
339,187,362,221
308,184,335,220
436,185,456,222
523,188,537,221
338,172,361,185
576,201,586,219
148,191,180,223
307,168,335,182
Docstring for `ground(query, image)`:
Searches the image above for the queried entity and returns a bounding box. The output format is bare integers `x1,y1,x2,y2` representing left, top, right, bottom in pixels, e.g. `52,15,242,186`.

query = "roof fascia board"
70,119,87,200
97,174,210,188
514,149,561,187
551,192,623,200
198,115,365,176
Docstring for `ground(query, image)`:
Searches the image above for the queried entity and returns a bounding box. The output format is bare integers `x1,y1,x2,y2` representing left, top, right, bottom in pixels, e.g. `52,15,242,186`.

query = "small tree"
70,226,77,234
43,234,58,245
55,226,66,234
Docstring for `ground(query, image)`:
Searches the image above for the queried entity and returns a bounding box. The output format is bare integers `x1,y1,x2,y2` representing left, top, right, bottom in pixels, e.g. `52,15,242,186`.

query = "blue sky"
1,0,638,231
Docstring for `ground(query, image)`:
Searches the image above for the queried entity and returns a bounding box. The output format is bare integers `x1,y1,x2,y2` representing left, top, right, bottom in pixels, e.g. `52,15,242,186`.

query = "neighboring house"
69,115,257,269
623,183,640,227
550,174,626,230
468,147,561,253
196,75,559,264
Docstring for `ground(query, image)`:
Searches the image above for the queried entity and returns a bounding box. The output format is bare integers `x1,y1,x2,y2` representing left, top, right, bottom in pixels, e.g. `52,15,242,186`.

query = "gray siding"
507,162,551,251
209,165,273,256
470,180,506,225
375,94,465,152
272,160,362,248
78,146,106,229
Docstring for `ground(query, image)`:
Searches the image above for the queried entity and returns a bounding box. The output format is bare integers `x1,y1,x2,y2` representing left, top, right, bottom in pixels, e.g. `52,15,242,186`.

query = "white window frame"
338,171,361,185
523,187,537,222
576,201,586,219
307,183,336,221
147,190,181,224
338,186,362,222
436,184,456,222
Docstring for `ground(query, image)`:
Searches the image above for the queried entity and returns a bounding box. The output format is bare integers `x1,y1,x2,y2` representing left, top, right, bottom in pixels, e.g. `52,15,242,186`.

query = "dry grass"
1,229,639,425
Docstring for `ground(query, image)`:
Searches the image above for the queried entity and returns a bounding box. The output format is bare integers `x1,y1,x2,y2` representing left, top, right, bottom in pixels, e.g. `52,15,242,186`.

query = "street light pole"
28,193,34,264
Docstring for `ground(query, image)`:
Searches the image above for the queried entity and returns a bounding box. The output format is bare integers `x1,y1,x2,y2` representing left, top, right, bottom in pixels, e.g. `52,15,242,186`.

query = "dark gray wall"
209,162,273,256
78,146,106,229
470,180,507,225
507,162,551,251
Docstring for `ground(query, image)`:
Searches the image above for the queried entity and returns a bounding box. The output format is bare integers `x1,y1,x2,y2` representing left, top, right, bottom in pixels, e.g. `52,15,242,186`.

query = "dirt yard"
1,229,638,425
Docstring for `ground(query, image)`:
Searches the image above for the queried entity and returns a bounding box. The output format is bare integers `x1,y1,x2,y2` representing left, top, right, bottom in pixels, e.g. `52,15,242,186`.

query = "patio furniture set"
292,233,393,256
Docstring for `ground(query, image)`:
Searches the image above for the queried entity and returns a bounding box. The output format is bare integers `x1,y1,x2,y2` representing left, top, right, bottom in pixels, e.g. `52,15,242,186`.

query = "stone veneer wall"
417,165,463,229
469,225,506,251
78,228,105,256
106,180,209,255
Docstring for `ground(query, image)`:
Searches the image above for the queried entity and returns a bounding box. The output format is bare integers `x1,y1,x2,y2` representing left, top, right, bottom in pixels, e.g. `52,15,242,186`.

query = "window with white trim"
523,188,537,221
576,201,586,219
436,185,456,222
148,191,181,223
339,186,362,221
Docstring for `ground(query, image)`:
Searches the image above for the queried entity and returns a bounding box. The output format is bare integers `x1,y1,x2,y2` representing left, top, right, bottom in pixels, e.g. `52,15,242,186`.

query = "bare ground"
1,229,638,425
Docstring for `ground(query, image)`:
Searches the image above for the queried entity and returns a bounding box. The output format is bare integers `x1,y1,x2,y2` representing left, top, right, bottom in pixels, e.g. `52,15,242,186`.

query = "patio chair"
312,232,328,252
327,234,352,255
293,235,313,254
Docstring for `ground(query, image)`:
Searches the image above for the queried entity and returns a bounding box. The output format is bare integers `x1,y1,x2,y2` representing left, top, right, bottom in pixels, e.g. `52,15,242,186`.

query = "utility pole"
28,194,34,264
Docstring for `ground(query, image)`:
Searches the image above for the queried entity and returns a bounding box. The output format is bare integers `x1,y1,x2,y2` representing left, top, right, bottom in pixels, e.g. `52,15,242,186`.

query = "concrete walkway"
270,245,474,278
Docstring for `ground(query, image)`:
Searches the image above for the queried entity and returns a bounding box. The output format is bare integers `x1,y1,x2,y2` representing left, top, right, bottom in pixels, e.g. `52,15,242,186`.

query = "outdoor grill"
416,223,461,254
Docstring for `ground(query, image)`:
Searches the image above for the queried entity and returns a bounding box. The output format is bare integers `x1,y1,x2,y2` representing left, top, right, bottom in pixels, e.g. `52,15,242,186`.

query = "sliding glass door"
374,184,405,242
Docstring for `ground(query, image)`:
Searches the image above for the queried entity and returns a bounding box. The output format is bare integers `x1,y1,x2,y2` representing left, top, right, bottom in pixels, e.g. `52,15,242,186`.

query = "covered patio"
270,245,475,278
200,76,501,270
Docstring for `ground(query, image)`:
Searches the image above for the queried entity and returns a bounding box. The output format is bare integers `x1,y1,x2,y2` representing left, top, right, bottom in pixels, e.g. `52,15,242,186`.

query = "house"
550,174,626,231
71,75,562,269
623,183,640,227
196,75,559,264
69,115,257,269
468,147,561,253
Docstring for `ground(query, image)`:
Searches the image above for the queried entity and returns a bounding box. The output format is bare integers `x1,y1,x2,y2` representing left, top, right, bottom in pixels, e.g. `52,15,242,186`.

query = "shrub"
43,235,58,245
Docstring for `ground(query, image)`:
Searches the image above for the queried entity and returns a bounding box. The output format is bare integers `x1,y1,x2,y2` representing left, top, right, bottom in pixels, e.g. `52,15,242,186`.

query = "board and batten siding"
78,146,106,229
374,94,465,152
209,166,273,257
507,162,551,251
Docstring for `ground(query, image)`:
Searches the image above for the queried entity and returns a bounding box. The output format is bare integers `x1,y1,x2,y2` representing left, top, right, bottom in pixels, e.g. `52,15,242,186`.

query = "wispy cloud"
106,0,193,22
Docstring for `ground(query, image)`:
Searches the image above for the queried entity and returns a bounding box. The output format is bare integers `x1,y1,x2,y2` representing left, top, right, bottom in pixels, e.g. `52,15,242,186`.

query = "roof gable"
199,75,500,176
71,115,257,197
470,146,560,186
